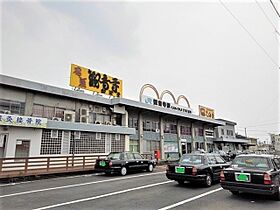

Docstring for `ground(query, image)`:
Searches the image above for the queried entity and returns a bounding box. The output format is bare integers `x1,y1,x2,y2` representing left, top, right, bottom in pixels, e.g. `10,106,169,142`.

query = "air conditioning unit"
64,111,75,122
94,121,102,124
80,108,89,123
102,107,107,112
74,131,81,139
80,108,89,116
80,116,88,123
155,128,160,133
105,121,112,125
52,117,62,121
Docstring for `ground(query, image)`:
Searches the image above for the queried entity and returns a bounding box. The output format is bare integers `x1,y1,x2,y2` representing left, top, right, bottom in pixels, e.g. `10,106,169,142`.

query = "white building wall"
0,126,42,158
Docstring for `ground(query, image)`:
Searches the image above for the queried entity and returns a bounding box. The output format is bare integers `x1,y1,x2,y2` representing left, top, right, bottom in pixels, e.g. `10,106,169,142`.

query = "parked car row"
94,151,280,201
165,152,280,201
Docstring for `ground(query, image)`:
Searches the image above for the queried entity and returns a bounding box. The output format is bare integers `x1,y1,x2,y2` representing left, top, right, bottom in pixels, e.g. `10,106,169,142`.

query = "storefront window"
0,99,25,115
143,120,159,132
180,126,191,135
128,117,138,129
164,123,177,134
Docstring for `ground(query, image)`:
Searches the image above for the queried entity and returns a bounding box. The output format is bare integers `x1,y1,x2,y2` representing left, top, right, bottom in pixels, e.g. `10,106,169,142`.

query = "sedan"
166,153,230,187
94,152,156,176
220,154,280,200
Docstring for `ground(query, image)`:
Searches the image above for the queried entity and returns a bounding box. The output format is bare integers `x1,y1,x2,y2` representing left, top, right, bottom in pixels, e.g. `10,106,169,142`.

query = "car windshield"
107,153,121,160
232,156,271,170
180,155,203,165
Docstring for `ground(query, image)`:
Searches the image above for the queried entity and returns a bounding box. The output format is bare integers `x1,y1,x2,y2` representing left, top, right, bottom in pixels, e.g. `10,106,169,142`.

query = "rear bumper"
221,181,279,195
94,167,121,174
166,172,206,182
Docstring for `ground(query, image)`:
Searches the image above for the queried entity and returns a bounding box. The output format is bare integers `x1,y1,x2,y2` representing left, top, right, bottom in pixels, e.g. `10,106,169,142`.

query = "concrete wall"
33,93,76,111
0,86,27,102
0,126,42,158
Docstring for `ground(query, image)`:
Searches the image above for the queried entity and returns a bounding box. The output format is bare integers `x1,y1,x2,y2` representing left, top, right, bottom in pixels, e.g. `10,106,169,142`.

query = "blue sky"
1,0,279,142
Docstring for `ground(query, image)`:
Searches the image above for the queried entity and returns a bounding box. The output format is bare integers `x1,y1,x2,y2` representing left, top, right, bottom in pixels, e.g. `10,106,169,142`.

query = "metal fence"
0,155,106,179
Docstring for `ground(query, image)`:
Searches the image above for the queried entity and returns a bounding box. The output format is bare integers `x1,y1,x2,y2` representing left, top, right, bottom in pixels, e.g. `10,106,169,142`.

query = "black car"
220,154,280,200
166,153,230,187
94,152,156,176
212,150,231,162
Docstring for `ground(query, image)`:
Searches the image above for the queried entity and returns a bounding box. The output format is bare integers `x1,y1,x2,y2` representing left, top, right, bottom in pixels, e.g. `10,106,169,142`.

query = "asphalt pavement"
0,166,279,210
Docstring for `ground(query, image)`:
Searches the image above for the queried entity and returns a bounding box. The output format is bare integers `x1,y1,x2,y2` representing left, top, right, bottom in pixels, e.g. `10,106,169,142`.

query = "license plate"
99,161,106,167
235,173,250,182
175,166,185,174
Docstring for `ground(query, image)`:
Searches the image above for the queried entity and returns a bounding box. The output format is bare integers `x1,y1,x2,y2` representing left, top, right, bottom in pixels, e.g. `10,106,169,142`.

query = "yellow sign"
70,64,123,97
199,105,215,119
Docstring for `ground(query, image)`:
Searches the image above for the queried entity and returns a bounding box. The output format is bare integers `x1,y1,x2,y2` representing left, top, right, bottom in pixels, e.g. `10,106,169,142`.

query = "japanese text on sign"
70,64,123,97
199,105,215,119
0,114,47,128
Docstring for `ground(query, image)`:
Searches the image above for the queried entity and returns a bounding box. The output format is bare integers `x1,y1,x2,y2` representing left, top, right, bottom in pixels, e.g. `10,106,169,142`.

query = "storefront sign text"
142,95,192,114
0,114,47,128
70,64,123,97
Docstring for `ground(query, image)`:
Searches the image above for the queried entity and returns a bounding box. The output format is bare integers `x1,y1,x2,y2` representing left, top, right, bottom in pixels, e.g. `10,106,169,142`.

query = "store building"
0,74,224,160
213,119,249,152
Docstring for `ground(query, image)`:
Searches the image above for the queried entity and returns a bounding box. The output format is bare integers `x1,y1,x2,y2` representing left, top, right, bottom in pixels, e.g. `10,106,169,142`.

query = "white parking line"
158,187,223,210
0,171,165,198
32,180,174,210
0,173,103,187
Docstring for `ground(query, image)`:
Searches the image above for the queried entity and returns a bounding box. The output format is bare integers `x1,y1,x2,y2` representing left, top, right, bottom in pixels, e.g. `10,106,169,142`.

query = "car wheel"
230,190,239,196
177,180,184,185
148,164,154,172
273,187,280,201
205,174,212,187
120,167,127,176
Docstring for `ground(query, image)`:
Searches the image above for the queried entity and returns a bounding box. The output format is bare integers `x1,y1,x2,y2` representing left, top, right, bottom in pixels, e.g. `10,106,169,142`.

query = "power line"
270,0,280,18
255,0,280,36
219,0,280,69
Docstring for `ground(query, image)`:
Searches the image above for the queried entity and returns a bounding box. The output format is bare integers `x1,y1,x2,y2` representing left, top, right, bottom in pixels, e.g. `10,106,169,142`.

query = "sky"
0,0,279,143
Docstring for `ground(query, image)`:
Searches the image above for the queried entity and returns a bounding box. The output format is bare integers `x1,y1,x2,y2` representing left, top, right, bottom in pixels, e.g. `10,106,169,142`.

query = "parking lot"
0,166,279,210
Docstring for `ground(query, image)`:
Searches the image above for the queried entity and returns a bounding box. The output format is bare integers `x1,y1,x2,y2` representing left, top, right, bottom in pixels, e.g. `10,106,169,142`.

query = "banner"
70,64,123,97
199,105,215,119
0,114,47,128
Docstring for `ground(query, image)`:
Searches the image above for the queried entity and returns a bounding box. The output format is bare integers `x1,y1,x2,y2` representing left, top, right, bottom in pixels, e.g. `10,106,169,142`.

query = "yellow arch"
139,84,160,101
176,95,191,108
159,90,176,104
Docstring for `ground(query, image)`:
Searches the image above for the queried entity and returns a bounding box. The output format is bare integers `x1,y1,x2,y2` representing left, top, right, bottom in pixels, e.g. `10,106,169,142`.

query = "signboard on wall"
199,105,215,119
164,142,178,152
142,95,192,114
0,114,47,128
70,64,123,97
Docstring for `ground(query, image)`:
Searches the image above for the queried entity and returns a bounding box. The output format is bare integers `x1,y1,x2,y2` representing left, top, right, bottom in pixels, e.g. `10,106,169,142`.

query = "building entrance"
15,140,30,158
0,134,8,158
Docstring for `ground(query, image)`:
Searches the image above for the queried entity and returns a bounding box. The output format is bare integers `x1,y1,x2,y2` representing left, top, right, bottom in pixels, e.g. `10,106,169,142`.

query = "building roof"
112,98,225,126
213,138,249,144
0,74,225,126
215,119,237,125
